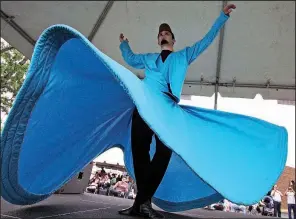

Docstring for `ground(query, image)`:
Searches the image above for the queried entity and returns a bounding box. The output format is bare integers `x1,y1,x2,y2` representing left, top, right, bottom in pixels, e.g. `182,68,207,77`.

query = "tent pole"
214,83,219,110
1,10,36,46
214,0,228,110
88,1,114,42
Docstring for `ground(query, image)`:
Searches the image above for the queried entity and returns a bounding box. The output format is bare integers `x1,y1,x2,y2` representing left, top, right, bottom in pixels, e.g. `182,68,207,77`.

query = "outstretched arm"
119,33,145,69
185,4,236,65
278,190,283,196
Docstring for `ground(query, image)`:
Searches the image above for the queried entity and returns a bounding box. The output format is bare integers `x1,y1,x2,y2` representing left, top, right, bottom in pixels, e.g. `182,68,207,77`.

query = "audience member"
285,186,296,219
271,185,283,217
108,177,129,197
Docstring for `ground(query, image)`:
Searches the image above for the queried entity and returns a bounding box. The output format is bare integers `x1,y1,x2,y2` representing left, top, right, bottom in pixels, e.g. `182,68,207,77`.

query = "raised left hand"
223,4,236,15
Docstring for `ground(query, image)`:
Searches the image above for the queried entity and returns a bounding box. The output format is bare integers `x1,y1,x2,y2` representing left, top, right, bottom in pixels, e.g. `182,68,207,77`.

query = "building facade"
275,166,295,210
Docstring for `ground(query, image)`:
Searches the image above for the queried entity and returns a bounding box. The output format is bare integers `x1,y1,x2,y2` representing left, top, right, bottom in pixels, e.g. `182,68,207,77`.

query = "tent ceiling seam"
1,10,36,46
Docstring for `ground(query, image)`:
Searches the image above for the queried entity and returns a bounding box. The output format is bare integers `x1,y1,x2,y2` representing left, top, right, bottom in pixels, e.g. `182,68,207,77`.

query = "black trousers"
131,108,172,205
273,201,281,217
288,204,296,219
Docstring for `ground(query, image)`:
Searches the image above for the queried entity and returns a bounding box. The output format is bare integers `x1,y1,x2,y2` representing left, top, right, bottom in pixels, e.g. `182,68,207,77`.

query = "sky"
94,94,295,168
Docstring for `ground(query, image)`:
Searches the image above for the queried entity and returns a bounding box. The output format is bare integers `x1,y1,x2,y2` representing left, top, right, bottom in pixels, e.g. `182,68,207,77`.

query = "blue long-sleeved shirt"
120,11,229,103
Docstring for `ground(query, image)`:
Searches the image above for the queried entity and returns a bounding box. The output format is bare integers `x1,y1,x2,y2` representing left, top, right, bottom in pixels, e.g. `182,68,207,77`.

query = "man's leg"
119,109,167,218
293,204,296,219
146,136,172,199
130,109,154,205
135,135,172,202
288,204,292,219
131,135,171,219
274,201,278,217
278,202,281,217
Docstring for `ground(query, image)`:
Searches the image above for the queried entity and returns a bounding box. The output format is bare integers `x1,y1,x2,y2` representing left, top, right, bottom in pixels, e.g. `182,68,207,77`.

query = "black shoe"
118,205,138,216
139,200,164,219
118,200,164,219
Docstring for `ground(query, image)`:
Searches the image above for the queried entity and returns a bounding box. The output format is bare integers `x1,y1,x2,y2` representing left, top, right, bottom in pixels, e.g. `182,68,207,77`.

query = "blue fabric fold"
1,24,288,212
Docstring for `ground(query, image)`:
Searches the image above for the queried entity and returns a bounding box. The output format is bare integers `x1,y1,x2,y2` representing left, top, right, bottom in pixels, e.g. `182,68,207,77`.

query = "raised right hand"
223,4,236,15
119,33,129,43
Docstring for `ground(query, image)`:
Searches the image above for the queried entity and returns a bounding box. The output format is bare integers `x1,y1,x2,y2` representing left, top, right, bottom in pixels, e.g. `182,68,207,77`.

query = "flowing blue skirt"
1,25,288,212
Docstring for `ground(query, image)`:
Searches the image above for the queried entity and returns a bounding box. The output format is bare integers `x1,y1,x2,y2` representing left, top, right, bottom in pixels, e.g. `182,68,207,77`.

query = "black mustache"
161,39,169,45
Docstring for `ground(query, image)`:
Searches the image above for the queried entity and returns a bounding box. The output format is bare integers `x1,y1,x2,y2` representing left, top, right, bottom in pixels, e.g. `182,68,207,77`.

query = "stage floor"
1,193,272,219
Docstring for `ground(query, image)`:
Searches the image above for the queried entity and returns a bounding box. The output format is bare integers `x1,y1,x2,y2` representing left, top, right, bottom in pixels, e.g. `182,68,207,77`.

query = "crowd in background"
208,180,295,218
267,180,295,219
86,167,137,199
86,167,295,219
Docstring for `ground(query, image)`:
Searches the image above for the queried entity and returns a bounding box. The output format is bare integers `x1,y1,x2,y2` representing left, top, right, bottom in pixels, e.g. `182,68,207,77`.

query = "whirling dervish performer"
1,3,287,219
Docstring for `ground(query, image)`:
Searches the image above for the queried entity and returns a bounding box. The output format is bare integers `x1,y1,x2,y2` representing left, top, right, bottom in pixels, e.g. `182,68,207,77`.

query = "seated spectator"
212,200,224,211
110,174,117,186
230,202,246,214
247,203,261,215
126,188,136,199
98,172,110,189
108,177,129,197
116,174,123,183
223,199,231,212
124,176,137,199
256,199,265,213
86,173,101,193
89,171,100,184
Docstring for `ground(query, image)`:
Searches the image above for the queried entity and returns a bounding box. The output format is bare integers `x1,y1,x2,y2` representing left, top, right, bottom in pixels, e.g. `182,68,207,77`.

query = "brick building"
275,166,295,210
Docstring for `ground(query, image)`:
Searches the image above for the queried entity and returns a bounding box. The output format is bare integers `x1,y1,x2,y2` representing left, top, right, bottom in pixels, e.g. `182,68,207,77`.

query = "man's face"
158,31,175,47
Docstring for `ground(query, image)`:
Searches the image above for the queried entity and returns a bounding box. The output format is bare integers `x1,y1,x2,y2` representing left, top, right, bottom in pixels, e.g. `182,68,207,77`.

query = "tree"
1,39,29,117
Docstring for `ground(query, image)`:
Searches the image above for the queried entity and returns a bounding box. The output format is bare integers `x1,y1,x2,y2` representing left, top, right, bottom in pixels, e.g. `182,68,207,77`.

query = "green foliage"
1,40,29,116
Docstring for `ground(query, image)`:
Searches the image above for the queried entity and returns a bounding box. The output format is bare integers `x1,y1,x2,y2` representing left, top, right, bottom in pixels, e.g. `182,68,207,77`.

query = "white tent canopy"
1,1,295,107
